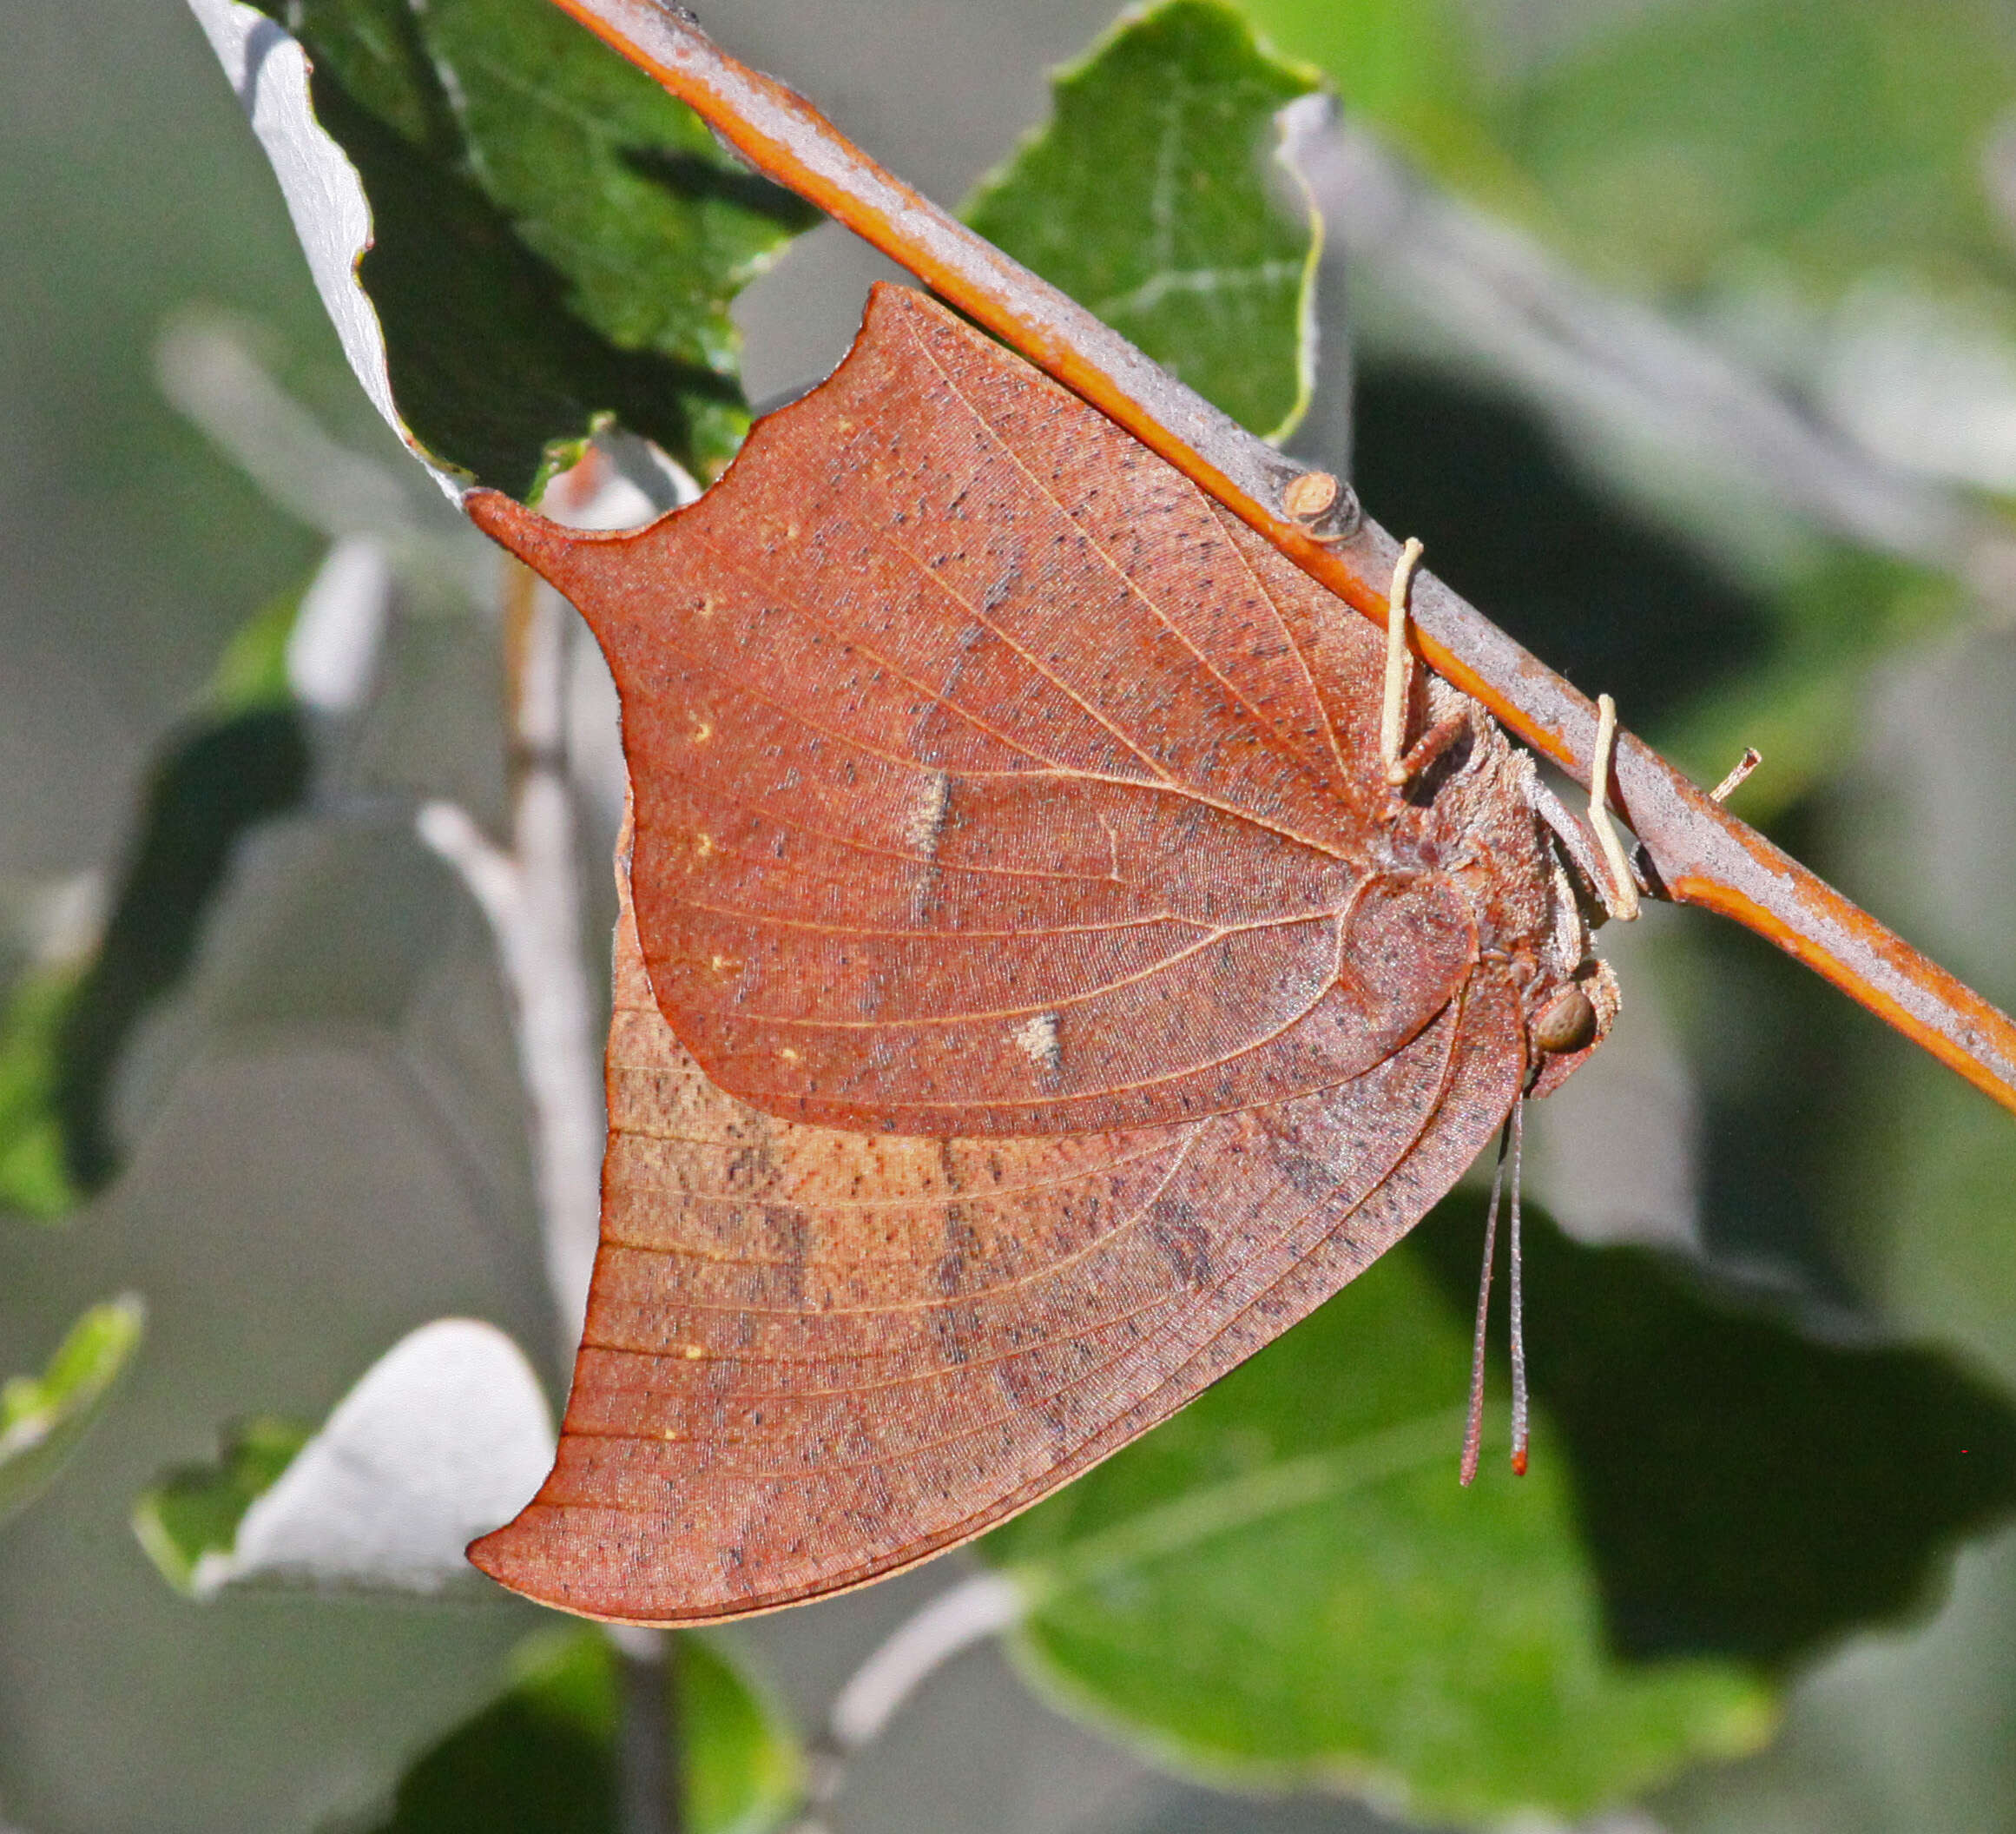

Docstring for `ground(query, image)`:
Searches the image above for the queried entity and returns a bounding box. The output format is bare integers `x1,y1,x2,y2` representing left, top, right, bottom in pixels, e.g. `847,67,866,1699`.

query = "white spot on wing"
905,769,951,856
1011,1012,1062,1073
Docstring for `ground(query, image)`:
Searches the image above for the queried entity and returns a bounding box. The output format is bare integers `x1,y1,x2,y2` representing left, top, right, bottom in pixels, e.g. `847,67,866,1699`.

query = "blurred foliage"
1250,0,2016,817
1246,0,2016,296
0,964,84,1220
1347,366,1772,737
0,1296,145,1527
965,0,1322,439
347,1628,800,1834
0,586,317,1213
51,704,312,1190
1502,0,2016,296
0,587,309,1222
131,1414,311,1596
248,0,816,494
1239,0,1518,200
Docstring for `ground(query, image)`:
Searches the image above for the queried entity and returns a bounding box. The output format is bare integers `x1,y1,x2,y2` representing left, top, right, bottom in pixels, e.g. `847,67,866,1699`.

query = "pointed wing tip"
464,1502,774,1626
464,487,574,575
465,1513,658,1622
464,1494,927,1624
465,1510,628,1620
464,1513,544,1600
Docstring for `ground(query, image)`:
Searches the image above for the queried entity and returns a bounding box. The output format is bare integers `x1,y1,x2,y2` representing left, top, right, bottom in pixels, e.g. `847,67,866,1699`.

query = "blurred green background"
5,0,2016,1830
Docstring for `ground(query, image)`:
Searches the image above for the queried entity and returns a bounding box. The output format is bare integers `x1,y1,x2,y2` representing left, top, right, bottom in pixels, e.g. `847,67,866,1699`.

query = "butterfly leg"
1397,710,1470,786
1585,694,1641,921
1380,538,1426,785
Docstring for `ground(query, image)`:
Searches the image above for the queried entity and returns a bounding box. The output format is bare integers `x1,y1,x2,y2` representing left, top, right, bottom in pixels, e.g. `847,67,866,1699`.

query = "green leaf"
247,0,815,497
205,584,306,717
983,1212,1769,1824
0,1296,146,1526
963,0,1323,442
0,963,84,1220
984,1195,2016,1824
1410,1199,2016,1668
131,1415,313,1596
347,1627,801,1834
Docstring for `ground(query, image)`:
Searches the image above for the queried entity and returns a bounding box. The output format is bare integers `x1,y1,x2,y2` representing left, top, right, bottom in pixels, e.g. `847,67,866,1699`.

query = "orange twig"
541,0,2016,1119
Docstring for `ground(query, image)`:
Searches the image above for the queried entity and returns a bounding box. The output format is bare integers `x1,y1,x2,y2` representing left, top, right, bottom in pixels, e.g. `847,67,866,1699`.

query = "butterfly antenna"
1459,1113,1513,1486
1507,1098,1530,1475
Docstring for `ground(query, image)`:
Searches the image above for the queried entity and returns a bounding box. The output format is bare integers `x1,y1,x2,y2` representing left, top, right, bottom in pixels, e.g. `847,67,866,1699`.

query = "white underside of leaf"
193,1318,555,1597
182,0,467,502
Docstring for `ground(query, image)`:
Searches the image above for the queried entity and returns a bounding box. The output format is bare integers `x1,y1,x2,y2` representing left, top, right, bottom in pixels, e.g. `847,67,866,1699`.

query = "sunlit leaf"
964,0,1323,440
0,1296,146,1526
203,0,815,498
1411,1198,2016,1667
983,1192,2016,1824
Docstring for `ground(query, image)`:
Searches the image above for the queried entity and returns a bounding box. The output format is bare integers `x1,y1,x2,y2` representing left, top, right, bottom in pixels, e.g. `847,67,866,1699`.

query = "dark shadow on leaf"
305,73,745,498
1683,791,1884,1301
347,1693,614,1834
1408,1194,2016,1667
54,708,311,1191
619,145,823,233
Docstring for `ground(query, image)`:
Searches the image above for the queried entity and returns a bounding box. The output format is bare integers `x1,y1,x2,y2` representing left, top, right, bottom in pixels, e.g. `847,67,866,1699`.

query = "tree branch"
537,0,2016,1118
415,791,601,1355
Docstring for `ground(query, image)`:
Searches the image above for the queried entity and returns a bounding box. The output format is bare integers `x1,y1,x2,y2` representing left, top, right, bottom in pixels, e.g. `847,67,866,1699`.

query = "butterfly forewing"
471,288,1482,1137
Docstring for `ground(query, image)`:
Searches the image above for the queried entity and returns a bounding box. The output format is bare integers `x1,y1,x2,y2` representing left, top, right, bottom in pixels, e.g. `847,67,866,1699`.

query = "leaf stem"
612,1626,683,1834
787,1572,1024,1832
535,0,2016,1118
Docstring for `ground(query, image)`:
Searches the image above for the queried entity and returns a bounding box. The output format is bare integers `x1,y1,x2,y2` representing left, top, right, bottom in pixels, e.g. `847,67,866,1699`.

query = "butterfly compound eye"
1530,983,1598,1056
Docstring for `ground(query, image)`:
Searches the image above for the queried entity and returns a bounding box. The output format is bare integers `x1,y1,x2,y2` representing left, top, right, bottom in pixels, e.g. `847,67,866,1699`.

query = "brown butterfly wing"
467,287,1483,1137
465,283,1608,1620
466,840,1525,1623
